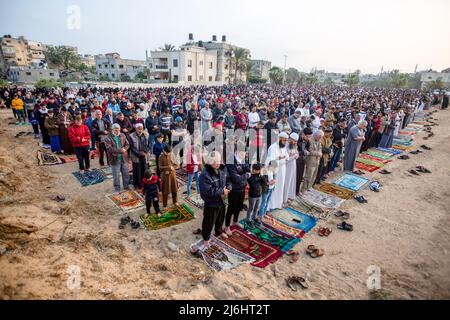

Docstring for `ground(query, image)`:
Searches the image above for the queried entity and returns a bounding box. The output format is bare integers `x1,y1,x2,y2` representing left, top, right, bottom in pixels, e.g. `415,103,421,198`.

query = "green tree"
0,78,9,88
231,47,250,84
245,61,254,83
98,75,110,82
389,70,408,88
269,66,284,85
285,68,301,84
248,76,268,84
324,77,334,86
306,72,319,85
426,79,445,90
346,72,360,87
134,71,147,82
35,79,64,89
46,46,81,70
159,44,176,51
120,74,132,82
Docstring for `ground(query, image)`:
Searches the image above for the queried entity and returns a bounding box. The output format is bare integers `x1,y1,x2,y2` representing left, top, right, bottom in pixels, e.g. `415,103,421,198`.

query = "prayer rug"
191,237,254,272
268,207,318,233
262,215,305,238
72,169,105,187
397,131,415,136
184,193,204,209
59,155,78,163
313,182,355,200
365,150,394,160
374,147,402,155
356,157,385,167
99,166,113,179
37,150,63,166
360,153,392,164
291,197,332,220
107,190,145,211
222,225,284,268
140,203,194,230
239,219,300,252
392,145,413,151
299,189,344,210
355,162,380,173
331,172,370,192
393,139,413,146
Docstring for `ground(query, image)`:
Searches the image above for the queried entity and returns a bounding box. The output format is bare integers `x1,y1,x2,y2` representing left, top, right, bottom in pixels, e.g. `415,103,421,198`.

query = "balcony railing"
155,65,168,70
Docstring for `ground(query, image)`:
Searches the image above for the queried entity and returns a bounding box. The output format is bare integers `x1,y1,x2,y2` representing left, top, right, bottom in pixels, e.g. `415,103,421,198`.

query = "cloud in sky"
1,0,449,74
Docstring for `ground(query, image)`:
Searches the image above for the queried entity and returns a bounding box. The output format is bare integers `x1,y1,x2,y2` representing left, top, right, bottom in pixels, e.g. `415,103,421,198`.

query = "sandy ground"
0,108,449,300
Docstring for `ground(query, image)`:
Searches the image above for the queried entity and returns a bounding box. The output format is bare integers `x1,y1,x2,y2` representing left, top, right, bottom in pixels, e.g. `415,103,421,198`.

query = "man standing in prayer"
105,123,130,193
130,123,149,189
343,120,367,172
265,132,289,210
301,130,323,194
284,132,299,204
296,127,312,194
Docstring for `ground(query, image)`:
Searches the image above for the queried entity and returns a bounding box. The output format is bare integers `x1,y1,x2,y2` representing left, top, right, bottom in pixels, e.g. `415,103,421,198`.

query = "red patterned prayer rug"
222,225,284,268
355,161,380,173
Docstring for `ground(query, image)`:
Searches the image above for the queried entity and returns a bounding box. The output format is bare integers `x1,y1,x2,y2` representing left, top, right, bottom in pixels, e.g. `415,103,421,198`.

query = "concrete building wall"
7,66,59,83
95,53,146,80
420,72,450,88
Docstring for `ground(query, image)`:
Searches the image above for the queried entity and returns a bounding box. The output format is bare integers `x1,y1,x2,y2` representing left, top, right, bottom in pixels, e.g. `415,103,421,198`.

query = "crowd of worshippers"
1,85,448,244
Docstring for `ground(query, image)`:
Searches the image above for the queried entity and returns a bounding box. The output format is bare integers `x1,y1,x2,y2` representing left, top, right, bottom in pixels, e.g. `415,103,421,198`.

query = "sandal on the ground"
398,155,410,160
369,181,381,192
286,277,298,291
408,169,420,175
379,169,392,175
354,195,368,203
353,170,365,175
292,276,309,289
193,228,202,235
119,216,131,229
309,248,325,258
410,150,420,154
286,250,297,256
306,245,317,255
130,220,140,229
334,210,350,220
318,227,332,237
337,221,353,231
416,166,431,173
190,246,203,259
289,252,300,263
421,145,432,150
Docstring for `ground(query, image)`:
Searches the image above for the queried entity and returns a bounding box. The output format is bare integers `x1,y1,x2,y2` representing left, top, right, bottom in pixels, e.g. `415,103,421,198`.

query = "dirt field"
1,108,449,300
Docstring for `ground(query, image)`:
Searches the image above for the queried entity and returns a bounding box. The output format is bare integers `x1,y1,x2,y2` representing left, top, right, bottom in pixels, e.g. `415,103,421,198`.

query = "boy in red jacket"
69,115,91,173
142,170,162,217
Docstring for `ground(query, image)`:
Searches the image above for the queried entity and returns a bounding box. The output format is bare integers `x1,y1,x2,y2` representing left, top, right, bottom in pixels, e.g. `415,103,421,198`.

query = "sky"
1,0,449,74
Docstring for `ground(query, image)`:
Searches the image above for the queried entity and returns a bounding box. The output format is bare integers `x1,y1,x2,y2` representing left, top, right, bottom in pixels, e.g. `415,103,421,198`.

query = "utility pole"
283,55,287,84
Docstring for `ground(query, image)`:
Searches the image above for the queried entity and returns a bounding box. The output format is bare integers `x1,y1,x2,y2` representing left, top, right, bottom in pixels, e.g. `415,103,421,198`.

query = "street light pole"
283,55,287,84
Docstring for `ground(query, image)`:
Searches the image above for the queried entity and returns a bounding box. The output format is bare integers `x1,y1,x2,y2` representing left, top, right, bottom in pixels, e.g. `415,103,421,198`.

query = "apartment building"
0,35,47,75
7,66,60,83
95,53,146,80
420,70,450,89
251,60,271,81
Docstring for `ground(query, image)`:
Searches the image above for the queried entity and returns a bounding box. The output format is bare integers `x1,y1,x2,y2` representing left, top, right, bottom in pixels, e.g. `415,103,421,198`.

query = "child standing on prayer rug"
258,161,277,220
142,170,162,217
246,163,267,226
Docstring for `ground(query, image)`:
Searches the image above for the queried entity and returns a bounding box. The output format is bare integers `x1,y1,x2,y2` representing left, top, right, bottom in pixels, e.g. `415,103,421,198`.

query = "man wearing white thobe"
284,132,299,204
265,132,289,211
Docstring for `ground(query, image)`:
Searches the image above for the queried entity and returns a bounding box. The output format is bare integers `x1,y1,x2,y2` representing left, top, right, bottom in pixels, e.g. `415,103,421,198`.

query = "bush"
0,78,9,88
248,76,268,84
35,79,64,89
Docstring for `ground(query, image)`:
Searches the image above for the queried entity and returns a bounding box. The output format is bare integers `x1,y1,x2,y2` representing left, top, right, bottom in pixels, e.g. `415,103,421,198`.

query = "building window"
188,60,192,68
173,59,178,67
199,60,203,66
111,74,115,78
119,64,124,69
209,76,213,81
98,64,102,69
99,73,102,76
209,62,213,69
149,63,153,68
111,64,114,68
26,72,31,76
188,75,192,81
225,64,228,70
17,58,22,61
104,64,108,68
49,73,54,76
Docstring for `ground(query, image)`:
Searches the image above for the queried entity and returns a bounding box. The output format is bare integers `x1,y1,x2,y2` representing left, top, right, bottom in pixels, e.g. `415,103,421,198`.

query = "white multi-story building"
148,45,217,83
95,53,146,81
148,34,250,84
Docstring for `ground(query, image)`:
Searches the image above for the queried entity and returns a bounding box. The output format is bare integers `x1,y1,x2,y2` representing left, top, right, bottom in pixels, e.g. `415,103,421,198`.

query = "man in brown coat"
158,145,178,207
104,123,130,193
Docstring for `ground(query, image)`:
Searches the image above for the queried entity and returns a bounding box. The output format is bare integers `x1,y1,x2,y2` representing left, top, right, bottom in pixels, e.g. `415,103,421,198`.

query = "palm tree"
346,72,359,87
159,44,176,51
269,67,284,85
390,70,409,88
426,79,445,90
231,47,250,84
245,61,254,83
306,72,319,85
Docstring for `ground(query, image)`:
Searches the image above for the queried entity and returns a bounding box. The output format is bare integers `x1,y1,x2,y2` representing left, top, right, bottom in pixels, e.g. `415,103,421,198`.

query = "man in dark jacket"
198,151,232,245
145,108,161,154
187,103,200,135
92,110,112,166
224,146,250,235
296,127,312,194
